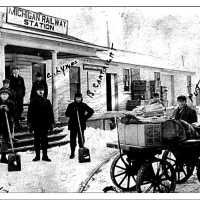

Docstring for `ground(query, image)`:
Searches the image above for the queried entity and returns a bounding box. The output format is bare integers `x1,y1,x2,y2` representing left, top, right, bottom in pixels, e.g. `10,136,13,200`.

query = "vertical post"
171,75,175,106
51,50,58,123
106,21,110,48
0,43,5,87
114,74,119,111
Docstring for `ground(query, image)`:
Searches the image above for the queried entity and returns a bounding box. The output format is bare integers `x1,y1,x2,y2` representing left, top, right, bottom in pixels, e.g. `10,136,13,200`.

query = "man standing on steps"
65,93,94,159
9,67,26,131
27,85,54,162
30,72,48,100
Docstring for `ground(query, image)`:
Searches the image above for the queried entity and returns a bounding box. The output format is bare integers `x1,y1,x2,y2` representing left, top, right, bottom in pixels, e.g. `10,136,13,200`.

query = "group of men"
0,67,94,163
0,66,198,164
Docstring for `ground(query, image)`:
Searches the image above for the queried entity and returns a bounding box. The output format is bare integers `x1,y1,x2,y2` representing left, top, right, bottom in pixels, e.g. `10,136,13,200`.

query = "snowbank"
0,126,117,193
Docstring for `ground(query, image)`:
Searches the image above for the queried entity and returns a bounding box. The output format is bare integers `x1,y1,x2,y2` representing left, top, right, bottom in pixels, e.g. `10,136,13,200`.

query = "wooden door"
32,63,46,83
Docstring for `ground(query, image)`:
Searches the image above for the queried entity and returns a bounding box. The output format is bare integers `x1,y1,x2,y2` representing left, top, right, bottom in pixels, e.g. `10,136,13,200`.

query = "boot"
0,154,8,164
32,150,40,161
42,149,51,162
69,151,75,159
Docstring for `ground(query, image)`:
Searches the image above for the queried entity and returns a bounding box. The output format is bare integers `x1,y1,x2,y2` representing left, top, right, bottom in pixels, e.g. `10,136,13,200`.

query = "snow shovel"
76,109,91,163
5,111,21,172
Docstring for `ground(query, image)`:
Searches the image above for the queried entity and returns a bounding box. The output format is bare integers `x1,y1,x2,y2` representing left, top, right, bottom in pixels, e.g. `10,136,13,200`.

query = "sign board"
6,7,68,35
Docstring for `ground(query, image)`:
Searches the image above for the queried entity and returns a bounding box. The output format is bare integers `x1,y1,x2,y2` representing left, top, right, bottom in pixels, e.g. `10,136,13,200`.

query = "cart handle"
115,117,128,166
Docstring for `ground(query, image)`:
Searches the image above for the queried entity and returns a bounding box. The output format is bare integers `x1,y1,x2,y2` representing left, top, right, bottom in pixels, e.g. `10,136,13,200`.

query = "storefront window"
130,68,140,82
69,67,80,100
123,69,130,91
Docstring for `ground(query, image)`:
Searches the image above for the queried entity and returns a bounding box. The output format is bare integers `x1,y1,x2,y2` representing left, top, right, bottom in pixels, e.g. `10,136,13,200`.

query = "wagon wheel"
162,150,195,183
110,153,140,192
136,158,176,193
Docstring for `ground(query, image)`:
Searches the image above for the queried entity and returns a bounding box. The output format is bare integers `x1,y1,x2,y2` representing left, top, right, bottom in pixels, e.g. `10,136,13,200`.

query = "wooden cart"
107,118,200,193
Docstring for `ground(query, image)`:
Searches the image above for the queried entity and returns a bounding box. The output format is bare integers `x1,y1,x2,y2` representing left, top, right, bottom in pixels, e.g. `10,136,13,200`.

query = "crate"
131,81,147,91
118,123,162,147
126,100,140,111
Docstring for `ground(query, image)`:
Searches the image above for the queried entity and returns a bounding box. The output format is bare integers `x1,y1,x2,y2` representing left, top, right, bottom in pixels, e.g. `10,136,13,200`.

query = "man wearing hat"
27,84,54,162
9,67,26,130
0,79,15,101
0,88,15,163
65,93,94,159
30,72,48,100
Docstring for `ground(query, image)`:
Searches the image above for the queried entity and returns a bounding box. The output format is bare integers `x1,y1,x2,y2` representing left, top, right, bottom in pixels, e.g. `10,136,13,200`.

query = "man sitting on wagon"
173,95,197,124
170,95,199,139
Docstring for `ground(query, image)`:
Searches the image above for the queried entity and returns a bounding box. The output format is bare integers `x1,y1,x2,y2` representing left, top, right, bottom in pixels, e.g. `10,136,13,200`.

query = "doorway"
106,73,118,111
32,63,46,83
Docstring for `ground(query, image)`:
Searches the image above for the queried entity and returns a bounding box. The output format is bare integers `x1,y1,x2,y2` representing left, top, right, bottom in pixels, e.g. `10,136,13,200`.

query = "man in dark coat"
30,72,48,100
9,67,26,129
173,95,197,124
27,85,54,162
0,88,15,163
65,93,94,159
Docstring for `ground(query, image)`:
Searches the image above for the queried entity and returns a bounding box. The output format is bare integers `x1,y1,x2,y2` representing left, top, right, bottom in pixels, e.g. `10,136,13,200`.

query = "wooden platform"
106,142,163,152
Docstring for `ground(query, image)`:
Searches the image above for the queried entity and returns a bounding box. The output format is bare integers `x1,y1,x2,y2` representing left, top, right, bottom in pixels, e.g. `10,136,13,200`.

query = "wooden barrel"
162,119,186,142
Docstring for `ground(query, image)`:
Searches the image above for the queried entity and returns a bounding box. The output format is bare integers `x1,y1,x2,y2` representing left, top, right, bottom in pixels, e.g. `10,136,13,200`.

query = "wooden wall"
4,54,194,122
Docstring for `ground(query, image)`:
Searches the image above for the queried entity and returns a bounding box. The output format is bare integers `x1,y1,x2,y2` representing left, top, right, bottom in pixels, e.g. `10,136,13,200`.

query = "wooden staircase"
7,105,69,153
8,130,69,153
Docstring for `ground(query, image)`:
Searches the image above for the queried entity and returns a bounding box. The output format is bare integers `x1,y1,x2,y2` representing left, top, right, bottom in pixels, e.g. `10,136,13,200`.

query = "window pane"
123,69,130,91
69,67,80,100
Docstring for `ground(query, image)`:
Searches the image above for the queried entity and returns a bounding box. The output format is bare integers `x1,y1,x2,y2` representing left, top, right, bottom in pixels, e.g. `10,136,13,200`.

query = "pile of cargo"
127,102,166,119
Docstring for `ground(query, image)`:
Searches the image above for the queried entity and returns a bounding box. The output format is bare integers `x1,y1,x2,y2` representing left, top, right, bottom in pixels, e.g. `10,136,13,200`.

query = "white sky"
1,4,200,76
1,6,200,21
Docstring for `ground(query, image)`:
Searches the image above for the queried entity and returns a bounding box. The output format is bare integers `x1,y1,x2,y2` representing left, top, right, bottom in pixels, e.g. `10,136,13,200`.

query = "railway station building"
0,7,196,124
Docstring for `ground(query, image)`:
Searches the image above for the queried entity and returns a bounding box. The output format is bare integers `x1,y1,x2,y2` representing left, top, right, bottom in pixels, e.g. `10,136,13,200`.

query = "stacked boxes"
131,80,147,101
118,122,162,147
126,100,141,111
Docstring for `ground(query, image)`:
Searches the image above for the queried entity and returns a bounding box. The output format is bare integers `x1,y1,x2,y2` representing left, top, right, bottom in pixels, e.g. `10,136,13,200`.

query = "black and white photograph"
1,2,200,197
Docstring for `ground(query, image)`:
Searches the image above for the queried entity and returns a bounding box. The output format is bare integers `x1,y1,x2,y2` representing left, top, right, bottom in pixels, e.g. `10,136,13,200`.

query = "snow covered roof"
0,12,195,75
111,49,195,74
0,12,107,51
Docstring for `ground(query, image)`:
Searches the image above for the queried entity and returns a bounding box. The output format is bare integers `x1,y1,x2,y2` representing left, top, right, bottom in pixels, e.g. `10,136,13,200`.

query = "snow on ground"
0,127,117,193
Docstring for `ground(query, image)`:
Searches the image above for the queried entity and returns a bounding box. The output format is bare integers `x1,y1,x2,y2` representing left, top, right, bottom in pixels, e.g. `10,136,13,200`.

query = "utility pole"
181,55,184,67
106,21,110,48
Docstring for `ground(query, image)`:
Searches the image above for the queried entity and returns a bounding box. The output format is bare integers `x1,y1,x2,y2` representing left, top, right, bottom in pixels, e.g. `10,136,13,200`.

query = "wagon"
107,117,200,193
162,139,200,184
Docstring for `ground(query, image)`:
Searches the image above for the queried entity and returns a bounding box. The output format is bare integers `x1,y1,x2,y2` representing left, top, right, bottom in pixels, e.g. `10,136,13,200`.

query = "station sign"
6,7,68,35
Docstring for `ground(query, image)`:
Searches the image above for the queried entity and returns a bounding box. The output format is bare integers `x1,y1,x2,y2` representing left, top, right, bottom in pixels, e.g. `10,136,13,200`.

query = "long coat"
0,99,15,143
9,75,25,98
65,101,94,130
27,95,54,130
30,80,48,100
173,105,197,124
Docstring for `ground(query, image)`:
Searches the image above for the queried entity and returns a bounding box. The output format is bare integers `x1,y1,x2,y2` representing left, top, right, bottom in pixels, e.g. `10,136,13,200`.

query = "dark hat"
3,79,10,84
0,88,11,96
12,67,19,70
153,93,159,98
35,72,42,77
75,93,82,98
177,95,187,102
